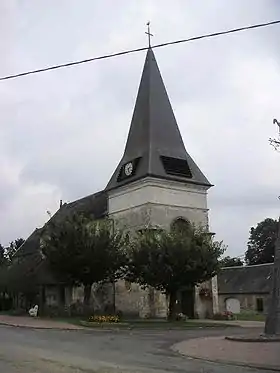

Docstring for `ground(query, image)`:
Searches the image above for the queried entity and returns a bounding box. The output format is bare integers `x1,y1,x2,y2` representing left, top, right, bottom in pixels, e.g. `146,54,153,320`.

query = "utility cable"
0,19,279,81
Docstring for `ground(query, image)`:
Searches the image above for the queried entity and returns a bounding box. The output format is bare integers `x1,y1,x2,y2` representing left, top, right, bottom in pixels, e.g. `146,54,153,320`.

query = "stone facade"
114,281,167,318
109,177,209,230
40,176,213,319
218,293,270,314
44,283,115,314
217,264,273,316
107,176,211,318
195,276,220,318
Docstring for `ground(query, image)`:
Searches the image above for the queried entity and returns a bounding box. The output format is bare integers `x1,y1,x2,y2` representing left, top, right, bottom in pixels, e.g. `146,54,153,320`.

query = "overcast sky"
1,0,280,257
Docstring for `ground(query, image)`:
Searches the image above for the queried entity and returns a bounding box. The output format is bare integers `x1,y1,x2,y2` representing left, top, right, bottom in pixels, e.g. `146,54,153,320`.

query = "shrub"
175,313,188,321
42,305,61,318
9,308,26,316
213,311,235,320
0,296,13,311
63,301,93,317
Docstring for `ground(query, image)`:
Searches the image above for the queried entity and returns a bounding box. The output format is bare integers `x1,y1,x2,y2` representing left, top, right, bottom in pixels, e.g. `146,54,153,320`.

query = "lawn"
78,318,236,329
234,312,265,322
0,312,238,329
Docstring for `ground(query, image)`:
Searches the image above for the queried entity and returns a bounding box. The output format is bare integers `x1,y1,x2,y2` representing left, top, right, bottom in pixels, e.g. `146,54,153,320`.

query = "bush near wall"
213,311,235,320
0,296,13,311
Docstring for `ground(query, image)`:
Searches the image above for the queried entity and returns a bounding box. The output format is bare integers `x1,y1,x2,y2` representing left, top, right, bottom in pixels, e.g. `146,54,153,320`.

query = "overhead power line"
1,19,279,82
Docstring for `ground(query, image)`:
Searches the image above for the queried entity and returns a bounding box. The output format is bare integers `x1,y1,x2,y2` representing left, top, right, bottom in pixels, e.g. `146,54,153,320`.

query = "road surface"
0,324,269,372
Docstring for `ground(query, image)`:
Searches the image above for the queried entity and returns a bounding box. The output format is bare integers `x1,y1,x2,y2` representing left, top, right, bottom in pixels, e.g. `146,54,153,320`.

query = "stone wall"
45,286,61,306
70,283,114,312
219,293,270,314
108,177,209,230
115,280,167,318
44,283,114,313
108,176,211,319
195,278,218,319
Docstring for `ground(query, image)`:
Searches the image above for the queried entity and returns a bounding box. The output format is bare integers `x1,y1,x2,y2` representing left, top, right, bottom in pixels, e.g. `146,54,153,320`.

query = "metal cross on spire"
269,118,280,151
145,21,153,48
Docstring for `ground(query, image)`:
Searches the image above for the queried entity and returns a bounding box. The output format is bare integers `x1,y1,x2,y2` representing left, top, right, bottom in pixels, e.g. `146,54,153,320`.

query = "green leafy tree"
245,218,278,265
0,244,6,266
220,256,243,267
42,214,126,306
0,244,8,296
5,238,25,262
126,224,224,320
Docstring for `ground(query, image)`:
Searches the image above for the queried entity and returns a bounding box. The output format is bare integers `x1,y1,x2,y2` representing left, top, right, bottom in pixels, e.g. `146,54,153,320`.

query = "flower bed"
88,315,120,323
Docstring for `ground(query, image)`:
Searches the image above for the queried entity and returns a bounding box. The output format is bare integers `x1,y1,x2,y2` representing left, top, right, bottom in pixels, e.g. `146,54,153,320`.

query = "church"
6,47,218,319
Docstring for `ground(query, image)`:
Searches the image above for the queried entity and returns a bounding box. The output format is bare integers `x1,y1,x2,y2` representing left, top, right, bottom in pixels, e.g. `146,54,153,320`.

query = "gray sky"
1,0,280,258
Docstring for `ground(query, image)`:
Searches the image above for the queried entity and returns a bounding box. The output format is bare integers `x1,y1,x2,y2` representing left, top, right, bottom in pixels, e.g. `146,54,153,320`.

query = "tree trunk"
112,281,116,314
83,284,92,306
168,291,177,321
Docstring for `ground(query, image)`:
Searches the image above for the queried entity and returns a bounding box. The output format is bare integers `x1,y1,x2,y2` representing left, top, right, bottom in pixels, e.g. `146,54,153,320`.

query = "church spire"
105,48,212,191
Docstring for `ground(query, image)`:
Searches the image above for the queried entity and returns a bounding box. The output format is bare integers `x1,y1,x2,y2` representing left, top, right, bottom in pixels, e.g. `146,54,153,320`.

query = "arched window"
171,218,190,233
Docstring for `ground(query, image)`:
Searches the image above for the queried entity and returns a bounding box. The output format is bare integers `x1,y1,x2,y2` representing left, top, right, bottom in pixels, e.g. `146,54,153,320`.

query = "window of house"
256,298,264,312
171,218,190,233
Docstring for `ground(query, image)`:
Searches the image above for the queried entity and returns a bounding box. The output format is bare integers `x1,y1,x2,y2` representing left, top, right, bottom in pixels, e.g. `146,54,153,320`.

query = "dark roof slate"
218,263,273,294
106,48,212,191
5,191,107,286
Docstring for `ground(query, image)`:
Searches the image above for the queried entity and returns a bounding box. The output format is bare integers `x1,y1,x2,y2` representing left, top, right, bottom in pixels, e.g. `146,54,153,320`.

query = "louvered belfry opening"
160,156,192,178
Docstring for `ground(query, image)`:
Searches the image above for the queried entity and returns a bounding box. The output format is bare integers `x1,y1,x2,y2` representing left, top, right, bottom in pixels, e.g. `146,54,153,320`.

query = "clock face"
124,162,133,176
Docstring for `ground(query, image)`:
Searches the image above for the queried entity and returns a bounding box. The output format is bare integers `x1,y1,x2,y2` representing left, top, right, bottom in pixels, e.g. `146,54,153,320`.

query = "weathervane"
145,21,153,48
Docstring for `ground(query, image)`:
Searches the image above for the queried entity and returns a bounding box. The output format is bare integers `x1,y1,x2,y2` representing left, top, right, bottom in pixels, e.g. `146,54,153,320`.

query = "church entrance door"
181,288,195,318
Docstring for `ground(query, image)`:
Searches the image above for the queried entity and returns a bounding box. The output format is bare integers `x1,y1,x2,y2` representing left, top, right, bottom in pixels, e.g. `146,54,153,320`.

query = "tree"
5,238,25,262
0,244,6,267
42,214,126,306
220,256,243,267
245,218,278,265
126,224,224,320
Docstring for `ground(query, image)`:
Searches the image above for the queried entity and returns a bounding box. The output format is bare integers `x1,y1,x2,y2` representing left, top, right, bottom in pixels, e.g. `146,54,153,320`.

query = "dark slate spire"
105,48,212,191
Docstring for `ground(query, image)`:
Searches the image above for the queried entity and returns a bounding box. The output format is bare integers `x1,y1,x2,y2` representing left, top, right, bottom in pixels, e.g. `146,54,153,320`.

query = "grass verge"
78,319,237,329
235,312,265,322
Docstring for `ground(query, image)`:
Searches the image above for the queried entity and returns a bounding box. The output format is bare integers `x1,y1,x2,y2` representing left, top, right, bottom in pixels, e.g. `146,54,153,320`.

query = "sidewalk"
0,315,84,330
173,335,280,371
191,318,265,328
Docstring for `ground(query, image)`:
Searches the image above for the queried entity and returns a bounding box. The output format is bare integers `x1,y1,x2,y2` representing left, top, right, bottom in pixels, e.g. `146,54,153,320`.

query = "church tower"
106,48,212,232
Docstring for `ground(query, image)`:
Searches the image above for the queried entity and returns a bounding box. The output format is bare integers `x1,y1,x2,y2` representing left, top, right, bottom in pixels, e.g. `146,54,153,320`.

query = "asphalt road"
0,325,267,373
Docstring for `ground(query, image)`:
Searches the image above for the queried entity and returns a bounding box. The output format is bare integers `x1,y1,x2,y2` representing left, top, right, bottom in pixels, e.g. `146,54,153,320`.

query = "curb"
0,321,85,331
0,321,128,333
226,335,280,343
175,351,280,372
